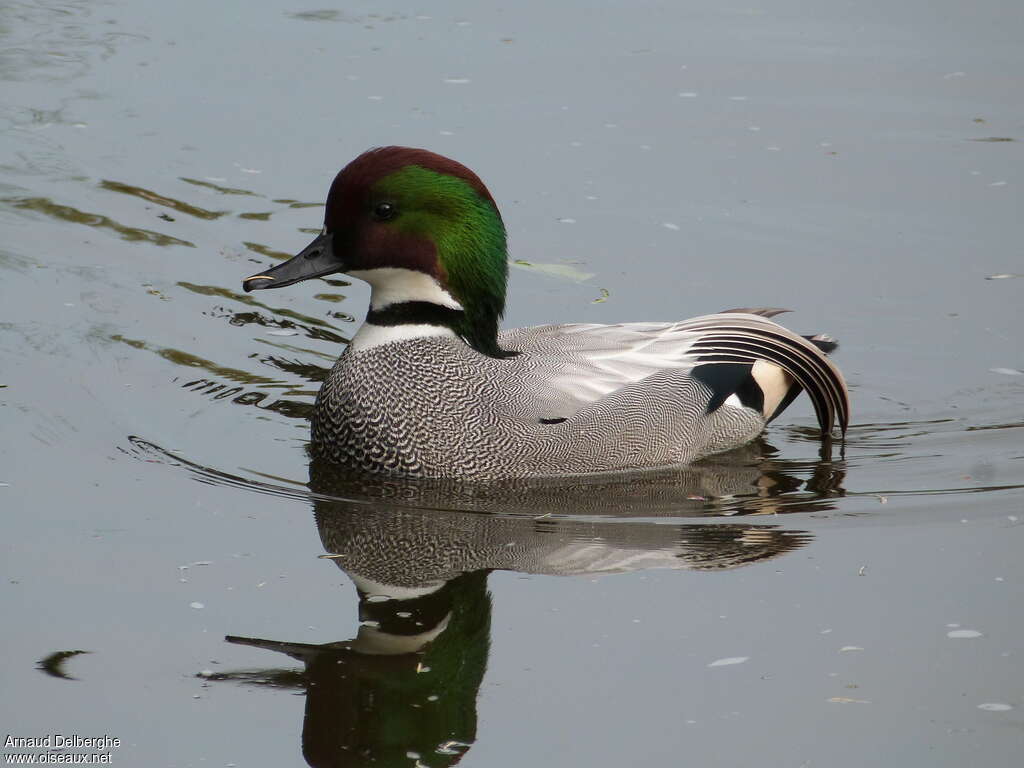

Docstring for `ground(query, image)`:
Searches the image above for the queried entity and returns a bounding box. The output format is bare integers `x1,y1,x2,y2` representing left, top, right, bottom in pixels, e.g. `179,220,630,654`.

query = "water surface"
2,1,1022,766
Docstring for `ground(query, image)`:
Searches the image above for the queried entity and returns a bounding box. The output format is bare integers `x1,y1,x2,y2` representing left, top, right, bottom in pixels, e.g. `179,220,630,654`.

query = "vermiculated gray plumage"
311,311,849,480
241,148,851,479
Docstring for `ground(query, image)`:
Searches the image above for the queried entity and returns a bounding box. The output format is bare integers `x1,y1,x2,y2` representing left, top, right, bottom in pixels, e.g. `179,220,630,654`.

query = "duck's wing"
500,311,849,438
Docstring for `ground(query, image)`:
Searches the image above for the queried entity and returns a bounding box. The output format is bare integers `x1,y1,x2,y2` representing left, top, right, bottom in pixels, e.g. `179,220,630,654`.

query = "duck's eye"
372,202,396,221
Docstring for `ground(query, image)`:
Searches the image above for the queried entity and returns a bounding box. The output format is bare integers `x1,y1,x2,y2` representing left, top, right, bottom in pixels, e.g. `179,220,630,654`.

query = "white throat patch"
347,267,462,352
348,267,463,311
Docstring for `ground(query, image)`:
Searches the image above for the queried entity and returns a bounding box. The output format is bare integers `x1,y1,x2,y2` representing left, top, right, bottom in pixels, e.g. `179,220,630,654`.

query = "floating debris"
985,273,1022,280
510,260,595,283
828,697,871,704
663,222,680,231
37,650,90,680
839,646,864,652
592,288,609,304
679,92,699,98
708,656,749,667
266,329,299,337
970,137,1015,142
443,78,471,84
947,629,983,639
189,602,205,609
977,702,1013,711
989,367,1023,376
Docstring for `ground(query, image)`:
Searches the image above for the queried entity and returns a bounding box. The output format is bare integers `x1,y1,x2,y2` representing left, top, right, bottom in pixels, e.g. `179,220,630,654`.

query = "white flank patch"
723,394,744,409
708,656,749,667
348,267,463,311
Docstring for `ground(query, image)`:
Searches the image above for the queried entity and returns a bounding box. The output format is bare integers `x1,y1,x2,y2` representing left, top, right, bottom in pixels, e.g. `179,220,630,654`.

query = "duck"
243,146,849,480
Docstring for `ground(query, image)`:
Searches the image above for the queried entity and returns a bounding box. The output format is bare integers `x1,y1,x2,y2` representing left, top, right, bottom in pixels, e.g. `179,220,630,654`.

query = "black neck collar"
364,301,518,359
365,301,465,328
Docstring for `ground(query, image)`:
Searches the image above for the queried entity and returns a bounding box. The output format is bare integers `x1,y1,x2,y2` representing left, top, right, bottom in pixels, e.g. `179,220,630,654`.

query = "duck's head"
243,146,511,357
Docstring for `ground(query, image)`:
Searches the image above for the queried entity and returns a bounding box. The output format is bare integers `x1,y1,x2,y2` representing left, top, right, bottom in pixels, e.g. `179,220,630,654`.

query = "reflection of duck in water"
127,431,846,517
213,458,816,767
226,571,490,768
305,438,845,519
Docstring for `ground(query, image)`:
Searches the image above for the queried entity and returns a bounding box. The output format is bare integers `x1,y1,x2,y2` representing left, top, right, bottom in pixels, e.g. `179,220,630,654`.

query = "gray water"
2,1,1022,766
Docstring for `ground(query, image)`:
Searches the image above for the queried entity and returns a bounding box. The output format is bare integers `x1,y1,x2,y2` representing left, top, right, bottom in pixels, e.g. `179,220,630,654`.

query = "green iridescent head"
243,147,511,357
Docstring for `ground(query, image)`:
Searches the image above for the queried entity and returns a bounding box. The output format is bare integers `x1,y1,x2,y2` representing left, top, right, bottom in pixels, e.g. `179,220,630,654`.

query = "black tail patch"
691,363,764,415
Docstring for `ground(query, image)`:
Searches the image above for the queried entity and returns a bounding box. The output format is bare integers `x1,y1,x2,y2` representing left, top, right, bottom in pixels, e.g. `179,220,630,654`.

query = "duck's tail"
688,309,850,441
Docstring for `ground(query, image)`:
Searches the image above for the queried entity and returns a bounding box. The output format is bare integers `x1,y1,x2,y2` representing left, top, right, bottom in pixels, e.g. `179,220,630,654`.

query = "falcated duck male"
243,147,849,479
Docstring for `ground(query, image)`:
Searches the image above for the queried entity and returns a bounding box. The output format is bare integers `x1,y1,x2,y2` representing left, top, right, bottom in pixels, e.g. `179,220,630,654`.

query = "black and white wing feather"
501,311,849,439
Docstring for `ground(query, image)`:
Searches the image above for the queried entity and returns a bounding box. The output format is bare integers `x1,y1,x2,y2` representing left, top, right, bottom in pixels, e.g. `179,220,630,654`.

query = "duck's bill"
242,232,342,292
